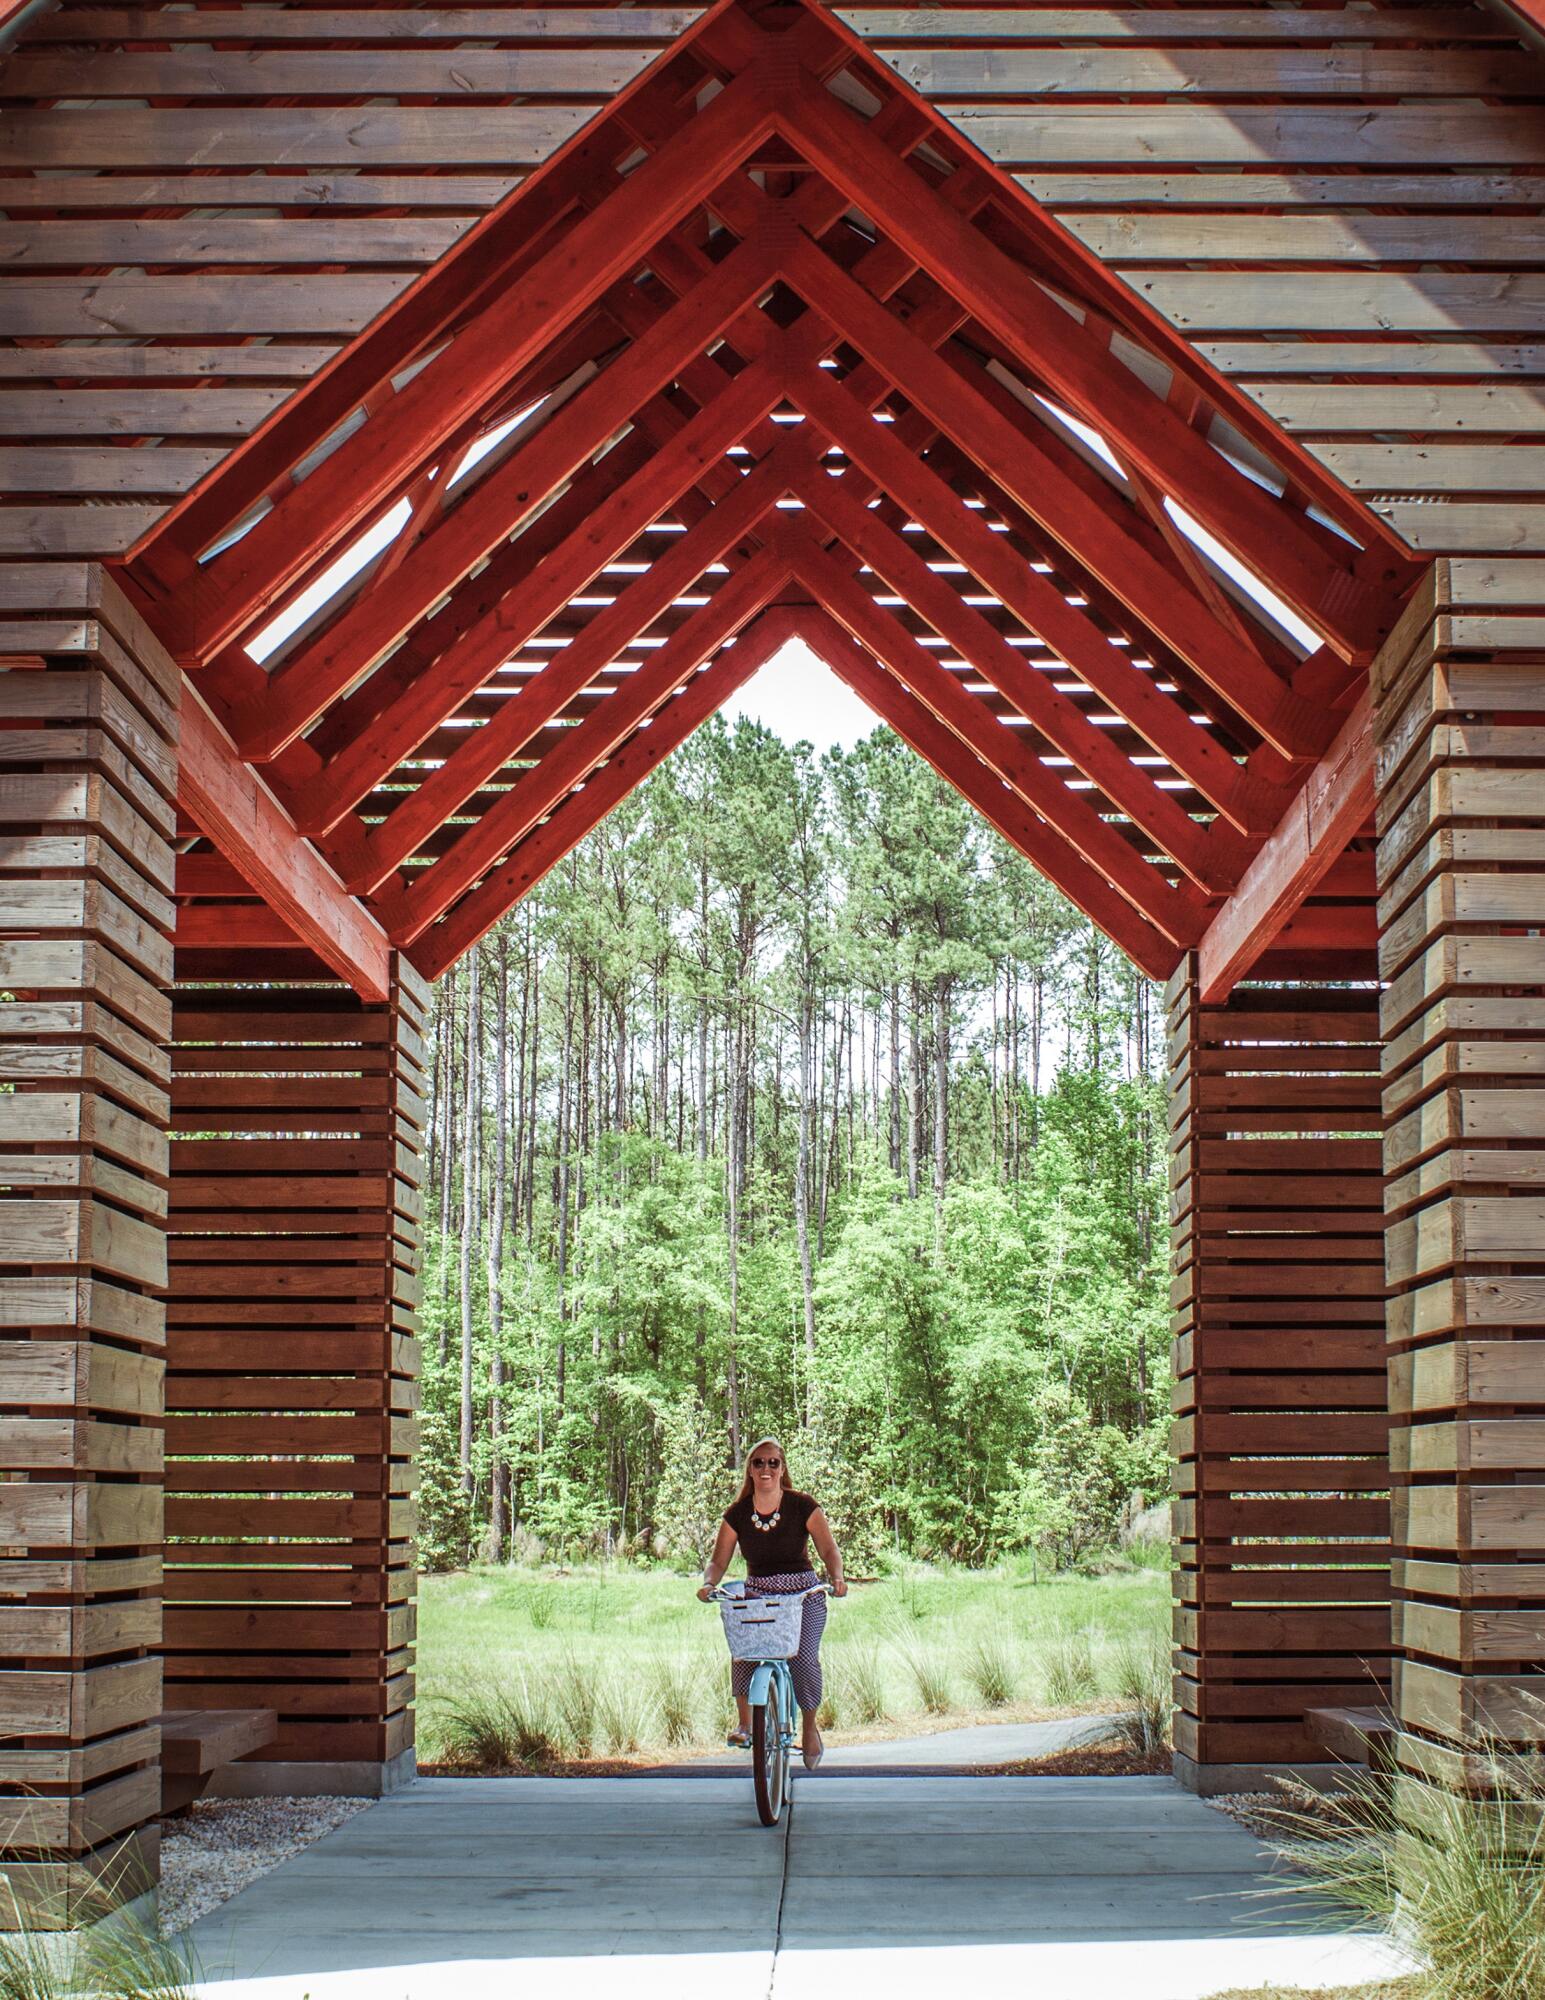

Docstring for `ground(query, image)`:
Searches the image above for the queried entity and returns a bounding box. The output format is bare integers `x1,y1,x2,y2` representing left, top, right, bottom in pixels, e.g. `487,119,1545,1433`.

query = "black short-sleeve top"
723,1488,819,1578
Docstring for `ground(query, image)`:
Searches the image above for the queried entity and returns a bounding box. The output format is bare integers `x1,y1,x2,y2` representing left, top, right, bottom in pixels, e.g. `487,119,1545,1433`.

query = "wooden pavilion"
1,0,1544,1912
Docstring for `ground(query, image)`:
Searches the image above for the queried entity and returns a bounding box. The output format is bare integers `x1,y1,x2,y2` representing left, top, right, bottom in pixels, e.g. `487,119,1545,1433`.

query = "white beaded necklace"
750,1495,782,1532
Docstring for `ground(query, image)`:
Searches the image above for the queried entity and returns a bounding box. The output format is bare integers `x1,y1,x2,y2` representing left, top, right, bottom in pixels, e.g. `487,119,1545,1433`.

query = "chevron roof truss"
122,0,1425,990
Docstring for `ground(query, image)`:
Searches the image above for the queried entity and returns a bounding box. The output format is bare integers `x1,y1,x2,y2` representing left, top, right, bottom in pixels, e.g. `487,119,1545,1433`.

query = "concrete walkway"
663,1713,1117,1773
191,1773,1407,2000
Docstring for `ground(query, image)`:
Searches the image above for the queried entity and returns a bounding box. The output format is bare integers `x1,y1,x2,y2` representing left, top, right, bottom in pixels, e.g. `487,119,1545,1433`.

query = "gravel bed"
158,1796,373,1936
1205,1790,1282,1839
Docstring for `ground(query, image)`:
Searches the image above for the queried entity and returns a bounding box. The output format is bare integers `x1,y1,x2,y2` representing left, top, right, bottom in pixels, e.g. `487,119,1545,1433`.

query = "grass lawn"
415,1555,1169,1767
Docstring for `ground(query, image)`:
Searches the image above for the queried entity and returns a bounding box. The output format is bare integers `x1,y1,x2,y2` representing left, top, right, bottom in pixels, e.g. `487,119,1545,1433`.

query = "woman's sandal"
726,1727,752,1750
802,1732,824,1771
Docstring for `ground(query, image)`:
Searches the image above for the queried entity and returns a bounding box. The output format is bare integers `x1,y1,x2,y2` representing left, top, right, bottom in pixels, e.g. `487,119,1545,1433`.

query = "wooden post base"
1168,956,1391,1772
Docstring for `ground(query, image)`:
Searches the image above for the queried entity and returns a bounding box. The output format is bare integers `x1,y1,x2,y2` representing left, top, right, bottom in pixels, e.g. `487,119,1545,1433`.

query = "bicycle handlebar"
703,1583,831,1602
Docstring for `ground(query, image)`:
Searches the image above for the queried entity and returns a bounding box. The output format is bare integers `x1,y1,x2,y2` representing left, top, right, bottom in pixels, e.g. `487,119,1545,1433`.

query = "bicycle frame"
707,1583,827,1826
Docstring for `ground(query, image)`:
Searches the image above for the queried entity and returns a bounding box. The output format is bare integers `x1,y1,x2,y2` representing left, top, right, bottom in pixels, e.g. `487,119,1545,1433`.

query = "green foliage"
417,715,1171,1575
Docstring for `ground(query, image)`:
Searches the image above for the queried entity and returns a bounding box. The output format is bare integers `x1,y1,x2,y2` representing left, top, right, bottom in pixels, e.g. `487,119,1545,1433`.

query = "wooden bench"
1305,1704,1399,1776
159,1709,278,1817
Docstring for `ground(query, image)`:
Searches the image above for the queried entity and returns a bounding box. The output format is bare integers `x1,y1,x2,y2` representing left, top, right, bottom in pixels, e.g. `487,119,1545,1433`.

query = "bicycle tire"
752,1673,786,1826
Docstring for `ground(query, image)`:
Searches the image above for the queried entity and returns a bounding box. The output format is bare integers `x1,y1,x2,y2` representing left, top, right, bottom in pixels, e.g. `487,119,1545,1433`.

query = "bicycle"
706,1582,830,1825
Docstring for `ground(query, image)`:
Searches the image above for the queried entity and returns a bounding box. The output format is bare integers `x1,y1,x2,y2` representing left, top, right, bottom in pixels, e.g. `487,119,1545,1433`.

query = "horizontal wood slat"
1376,559,1545,1794
1169,960,1390,1778
164,958,425,1772
0,566,175,1915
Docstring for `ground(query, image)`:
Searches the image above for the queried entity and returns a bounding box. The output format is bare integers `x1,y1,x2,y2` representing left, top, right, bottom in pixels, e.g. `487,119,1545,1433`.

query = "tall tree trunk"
932,970,950,1261
438,964,457,1333
906,981,921,1201
887,981,901,1178
487,933,510,1562
459,954,481,1499
794,990,816,1373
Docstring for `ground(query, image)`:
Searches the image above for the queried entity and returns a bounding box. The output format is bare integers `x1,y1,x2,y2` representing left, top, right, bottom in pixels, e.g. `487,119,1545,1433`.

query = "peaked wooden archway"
24,0,1545,1911
119,0,1423,1001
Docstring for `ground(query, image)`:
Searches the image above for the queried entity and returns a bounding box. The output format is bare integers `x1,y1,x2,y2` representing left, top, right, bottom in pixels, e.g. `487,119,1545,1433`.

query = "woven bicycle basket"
719,1591,804,1662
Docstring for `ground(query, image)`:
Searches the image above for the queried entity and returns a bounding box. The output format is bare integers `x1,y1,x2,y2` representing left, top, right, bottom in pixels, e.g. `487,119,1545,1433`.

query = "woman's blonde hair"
733,1435,793,1510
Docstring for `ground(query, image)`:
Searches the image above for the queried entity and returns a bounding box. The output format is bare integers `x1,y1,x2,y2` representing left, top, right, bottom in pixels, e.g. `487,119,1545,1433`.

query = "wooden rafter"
177,682,392,1001
1196,692,1374,1003
410,604,805,980
790,368,1271,840
784,527,1205,949
792,605,1181,983
359,438,802,901
103,0,1422,994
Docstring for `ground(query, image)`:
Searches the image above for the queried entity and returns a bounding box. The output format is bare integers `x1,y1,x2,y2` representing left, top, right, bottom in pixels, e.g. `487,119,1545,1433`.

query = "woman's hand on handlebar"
829,1578,848,1598
697,1583,718,1602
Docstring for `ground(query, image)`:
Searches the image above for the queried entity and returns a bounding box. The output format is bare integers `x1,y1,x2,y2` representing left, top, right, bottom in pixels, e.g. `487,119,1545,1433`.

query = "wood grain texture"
1375,562,1545,1792
1169,961,1389,1774
163,961,424,1771
0,569,172,1899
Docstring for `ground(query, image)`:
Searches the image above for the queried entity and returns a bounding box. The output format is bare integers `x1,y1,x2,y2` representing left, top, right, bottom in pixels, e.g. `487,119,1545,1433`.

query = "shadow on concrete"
190,1774,1405,2000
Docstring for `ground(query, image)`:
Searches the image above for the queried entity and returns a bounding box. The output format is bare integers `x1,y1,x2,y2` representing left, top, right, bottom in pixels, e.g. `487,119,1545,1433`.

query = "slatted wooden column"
1378,559,1545,1787
0,567,177,1916
1169,959,1391,1791
164,956,425,1791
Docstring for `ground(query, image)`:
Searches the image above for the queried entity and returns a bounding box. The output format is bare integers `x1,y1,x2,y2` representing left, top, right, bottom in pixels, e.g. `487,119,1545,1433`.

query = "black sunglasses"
751,1456,783,1470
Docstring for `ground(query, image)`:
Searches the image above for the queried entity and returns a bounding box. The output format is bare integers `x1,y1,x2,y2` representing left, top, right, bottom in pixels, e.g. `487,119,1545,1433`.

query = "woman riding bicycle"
697,1436,848,1770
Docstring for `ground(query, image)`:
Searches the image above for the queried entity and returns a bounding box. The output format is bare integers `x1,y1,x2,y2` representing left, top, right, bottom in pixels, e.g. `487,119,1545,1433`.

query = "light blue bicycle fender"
747,1661,778,1708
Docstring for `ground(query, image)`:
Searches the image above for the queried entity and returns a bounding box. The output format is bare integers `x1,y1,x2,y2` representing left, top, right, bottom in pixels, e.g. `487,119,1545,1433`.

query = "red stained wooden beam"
395,546,792,950
296,358,786,831
1491,1,1545,55
410,605,803,981
359,437,802,901
160,68,780,666
790,455,1229,893
789,363,1268,841
238,234,787,761
777,71,1408,659
177,681,392,1003
785,526,1206,948
1196,690,1373,1004
793,606,1181,982
782,235,1318,761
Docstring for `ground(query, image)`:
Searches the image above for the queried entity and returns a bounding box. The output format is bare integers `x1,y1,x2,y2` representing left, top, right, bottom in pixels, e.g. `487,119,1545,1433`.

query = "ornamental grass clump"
1042,1629,1097,1706
0,1857,201,2000
965,1627,1018,1710
834,1642,888,1726
1108,1633,1172,1755
1255,1734,1545,2000
433,1671,563,1771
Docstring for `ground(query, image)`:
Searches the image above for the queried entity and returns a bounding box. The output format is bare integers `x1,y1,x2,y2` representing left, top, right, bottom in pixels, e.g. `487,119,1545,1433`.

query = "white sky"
722,635,879,752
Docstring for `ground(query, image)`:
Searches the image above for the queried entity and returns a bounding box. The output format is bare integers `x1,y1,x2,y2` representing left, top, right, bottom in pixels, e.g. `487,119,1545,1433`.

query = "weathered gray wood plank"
0,218,468,267
0,275,410,336
0,388,285,433
1134,273,1545,336
948,107,1545,167
26,7,700,41
1247,385,1545,433
0,346,336,379
877,48,1528,96
1063,214,1545,266
0,174,517,208
0,106,593,169
1,48,654,96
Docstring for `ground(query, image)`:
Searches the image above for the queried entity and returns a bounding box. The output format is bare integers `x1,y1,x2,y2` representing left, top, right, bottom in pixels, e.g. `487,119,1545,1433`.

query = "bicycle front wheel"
751,1673,788,1826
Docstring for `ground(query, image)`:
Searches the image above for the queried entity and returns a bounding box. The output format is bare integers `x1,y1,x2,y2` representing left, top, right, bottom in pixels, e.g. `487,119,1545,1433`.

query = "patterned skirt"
730,1568,826,1713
